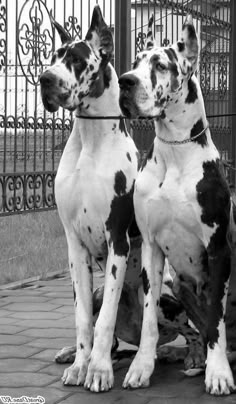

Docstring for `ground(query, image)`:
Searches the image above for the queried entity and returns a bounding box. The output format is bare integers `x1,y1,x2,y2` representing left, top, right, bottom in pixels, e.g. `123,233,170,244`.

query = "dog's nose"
119,74,138,91
40,71,56,88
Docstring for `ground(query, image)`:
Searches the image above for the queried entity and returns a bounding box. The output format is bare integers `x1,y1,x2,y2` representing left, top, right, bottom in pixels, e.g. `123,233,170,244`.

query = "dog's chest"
143,166,211,278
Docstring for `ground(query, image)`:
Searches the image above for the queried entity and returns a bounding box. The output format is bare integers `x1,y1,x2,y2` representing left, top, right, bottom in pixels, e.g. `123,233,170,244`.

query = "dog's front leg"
123,240,164,388
84,239,129,392
62,232,93,386
205,243,235,395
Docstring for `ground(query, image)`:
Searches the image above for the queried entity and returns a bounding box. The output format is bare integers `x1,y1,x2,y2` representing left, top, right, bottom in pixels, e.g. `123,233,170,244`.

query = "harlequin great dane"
40,6,206,392
119,15,236,395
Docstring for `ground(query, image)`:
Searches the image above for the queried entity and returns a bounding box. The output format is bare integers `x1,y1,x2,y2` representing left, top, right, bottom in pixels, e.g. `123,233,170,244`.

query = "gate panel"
0,0,114,215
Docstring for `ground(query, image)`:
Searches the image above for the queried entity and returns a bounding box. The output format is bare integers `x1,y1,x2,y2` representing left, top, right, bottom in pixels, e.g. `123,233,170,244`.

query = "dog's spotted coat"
119,15,235,395
40,6,139,392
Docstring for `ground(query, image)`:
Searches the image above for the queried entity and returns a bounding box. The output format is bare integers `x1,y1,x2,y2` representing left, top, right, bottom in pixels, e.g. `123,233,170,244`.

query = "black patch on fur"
177,41,185,52
89,64,112,98
160,293,184,321
185,78,198,104
183,23,197,40
80,343,84,350
57,47,67,59
190,118,207,147
88,226,92,233
196,159,231,348
160,109,166,119
51,54,57,65
111,264,117,279
72,282,76,302
126,152,131,162
114,171,127,196
141,143,154,171
159,182,163,188
141,267,150,295
164,48,178,62
105,182,134,257
150,55,160,89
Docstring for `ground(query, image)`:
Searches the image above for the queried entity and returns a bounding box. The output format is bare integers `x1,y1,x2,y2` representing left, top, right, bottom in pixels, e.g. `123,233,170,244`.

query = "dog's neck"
155,75,209,144
75,64,122,152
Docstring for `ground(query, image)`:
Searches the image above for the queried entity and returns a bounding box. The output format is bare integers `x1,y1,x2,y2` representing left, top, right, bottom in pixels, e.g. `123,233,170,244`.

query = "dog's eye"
156,63,166,72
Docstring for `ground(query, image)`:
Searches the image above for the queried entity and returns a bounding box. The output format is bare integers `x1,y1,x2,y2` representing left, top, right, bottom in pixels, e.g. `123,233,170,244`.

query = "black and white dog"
119,15,236,395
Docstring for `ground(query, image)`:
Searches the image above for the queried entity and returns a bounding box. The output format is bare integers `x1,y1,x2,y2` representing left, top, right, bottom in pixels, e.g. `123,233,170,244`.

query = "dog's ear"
85,5,113,61
144,14,155,50
177,14,199,73
50,12,71,44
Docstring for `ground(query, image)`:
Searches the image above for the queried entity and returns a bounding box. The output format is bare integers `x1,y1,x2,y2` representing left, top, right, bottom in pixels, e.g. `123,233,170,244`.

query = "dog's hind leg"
61,232,93,386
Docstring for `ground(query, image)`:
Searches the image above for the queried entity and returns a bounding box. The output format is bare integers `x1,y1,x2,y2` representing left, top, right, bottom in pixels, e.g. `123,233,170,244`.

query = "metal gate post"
230,0,236,187
115,0,131,77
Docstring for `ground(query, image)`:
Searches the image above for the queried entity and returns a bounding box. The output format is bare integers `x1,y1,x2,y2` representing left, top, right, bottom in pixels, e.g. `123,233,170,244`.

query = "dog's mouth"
41,93,59,113
119,93,141,119
41,89,74,113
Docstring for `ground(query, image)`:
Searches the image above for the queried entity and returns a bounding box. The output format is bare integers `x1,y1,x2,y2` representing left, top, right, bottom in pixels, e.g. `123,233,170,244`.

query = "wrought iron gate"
0,0,235,215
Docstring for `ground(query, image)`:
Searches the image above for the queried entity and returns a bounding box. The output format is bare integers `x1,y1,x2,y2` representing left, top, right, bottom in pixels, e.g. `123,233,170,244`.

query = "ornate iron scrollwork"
136,32,146,53
0,0,6,70
65,16,82,39
200,49,211,98
18,0,53,85
218,53,228,99
0,172,56,214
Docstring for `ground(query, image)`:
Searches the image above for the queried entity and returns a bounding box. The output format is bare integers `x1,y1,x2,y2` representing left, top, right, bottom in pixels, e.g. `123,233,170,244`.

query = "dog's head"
119,15,199,118
40,6,113,113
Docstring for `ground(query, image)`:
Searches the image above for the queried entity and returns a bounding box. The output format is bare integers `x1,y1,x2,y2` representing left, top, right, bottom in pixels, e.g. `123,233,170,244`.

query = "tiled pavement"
0,272,235,404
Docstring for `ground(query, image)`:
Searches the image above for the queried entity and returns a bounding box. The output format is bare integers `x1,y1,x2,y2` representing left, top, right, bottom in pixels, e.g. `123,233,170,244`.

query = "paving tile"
38,362,68,377
0,309,13,317
4,302,62,312
0,317,19,325
2,296,51,303
59,390,149,404
19,328,75,339
9,311,65,320
15,319,75,329
47,298,73,306
0,345,43,359
0,298,12,307
54,306,74,314
0,387,71,404
0,325,27,334
26,337,74,349
0,372,59,387
31,348,60,362
0,289,46,297
42,291,73,298
0,334,33,345
0,358,48,373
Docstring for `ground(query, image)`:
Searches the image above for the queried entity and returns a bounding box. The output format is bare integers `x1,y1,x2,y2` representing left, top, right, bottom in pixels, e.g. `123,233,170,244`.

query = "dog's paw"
55,346,76,364
205,359,235,395
84,356,114,392
122,351,155,389
184,344,205,371
62,360,88,386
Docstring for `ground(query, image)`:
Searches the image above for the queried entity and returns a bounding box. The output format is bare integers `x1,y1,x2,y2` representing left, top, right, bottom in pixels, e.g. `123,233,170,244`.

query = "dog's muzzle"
119,73,140,118
40,71,71,113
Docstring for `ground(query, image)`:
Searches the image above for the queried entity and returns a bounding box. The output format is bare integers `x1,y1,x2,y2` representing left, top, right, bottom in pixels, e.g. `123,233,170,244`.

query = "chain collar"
157,124,209,145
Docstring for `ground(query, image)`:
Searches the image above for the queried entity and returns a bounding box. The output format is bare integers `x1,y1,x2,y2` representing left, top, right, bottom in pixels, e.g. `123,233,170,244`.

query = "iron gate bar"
231,0,236,187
